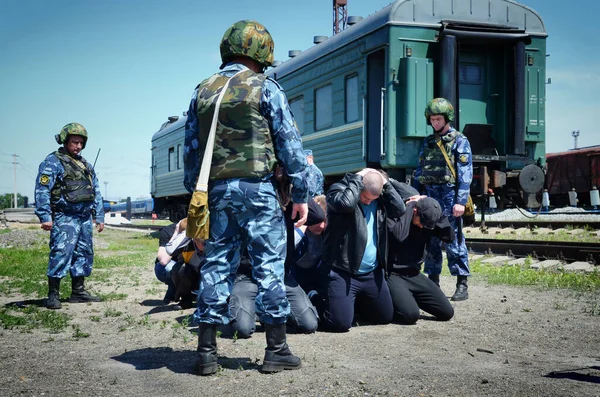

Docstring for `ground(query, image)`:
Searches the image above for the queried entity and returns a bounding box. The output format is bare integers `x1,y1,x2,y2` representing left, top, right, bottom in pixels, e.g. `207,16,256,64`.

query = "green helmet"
220,20,274,69
424,98,455,125
55,122,88,148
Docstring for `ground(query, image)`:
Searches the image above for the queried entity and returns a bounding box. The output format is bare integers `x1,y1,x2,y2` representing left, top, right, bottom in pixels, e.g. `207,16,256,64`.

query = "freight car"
545,146,600,207
151,0,549,219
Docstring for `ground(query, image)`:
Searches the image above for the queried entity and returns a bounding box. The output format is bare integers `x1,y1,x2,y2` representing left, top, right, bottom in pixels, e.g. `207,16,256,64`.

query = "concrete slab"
563,262,597,273
506,257,538,266
530,259,562,270
469,254,487,262
482,256,513,265
513,228,532,235
530,228,554,235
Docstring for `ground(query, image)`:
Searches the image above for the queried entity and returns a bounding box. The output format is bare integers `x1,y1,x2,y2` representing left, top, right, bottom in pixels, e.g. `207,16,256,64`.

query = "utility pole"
13,154,18,208
572,130,580,149
104,181,108,199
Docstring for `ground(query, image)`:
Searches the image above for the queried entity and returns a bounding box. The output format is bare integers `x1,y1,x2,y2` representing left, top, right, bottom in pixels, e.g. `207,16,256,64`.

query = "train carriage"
151,0,549,220
268,0,547,207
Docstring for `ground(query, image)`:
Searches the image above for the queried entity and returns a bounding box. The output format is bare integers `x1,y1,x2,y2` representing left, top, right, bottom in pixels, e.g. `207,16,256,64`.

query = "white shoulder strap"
195,70,245,192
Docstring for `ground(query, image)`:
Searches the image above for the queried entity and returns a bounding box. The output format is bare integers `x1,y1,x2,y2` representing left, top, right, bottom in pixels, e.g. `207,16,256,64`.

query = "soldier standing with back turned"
413,98,473,301
184,20,308,375
35,123,104,310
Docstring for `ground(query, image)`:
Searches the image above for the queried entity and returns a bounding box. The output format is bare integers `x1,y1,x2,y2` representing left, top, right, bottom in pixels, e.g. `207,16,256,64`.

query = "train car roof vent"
313,35,328,44
168,116,179,123
272,60,282,67
288,50,302,58
347,16,363,26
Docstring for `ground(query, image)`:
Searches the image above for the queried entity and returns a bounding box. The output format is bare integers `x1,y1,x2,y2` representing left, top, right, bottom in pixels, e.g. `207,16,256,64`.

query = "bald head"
362,171,384,197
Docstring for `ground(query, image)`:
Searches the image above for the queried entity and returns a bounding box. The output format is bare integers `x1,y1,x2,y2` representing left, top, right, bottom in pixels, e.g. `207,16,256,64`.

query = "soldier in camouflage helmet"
184,20,309,375
413,98,473,301
35,122,105,310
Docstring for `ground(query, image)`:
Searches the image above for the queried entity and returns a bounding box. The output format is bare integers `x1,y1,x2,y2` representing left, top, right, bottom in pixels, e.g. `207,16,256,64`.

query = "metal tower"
333,0,348,35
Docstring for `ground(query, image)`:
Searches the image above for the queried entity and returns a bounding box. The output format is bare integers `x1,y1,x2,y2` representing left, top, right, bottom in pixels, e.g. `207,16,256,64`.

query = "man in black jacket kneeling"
386,186,455,325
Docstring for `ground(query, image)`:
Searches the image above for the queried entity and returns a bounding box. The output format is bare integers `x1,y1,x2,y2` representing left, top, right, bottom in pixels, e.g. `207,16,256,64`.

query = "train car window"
345,74,359,123
459,63,482,85
168,147,175,172
315,84,333,130
177,144,182,169
289,96,304,135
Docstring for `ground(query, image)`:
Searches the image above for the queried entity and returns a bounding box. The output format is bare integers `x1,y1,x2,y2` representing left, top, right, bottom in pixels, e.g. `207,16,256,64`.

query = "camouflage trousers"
424,215,470,276
193,177,290,326
47,212,94,278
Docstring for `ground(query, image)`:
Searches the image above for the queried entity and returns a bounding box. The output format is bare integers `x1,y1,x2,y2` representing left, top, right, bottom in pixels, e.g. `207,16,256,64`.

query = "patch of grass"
90,315,101,322
0,305,70,333
98,292,127,302
0,248,49,296
471,260,600,292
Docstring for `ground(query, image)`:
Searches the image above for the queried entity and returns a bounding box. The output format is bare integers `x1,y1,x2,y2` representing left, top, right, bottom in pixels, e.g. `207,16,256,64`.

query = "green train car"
267,0,547,207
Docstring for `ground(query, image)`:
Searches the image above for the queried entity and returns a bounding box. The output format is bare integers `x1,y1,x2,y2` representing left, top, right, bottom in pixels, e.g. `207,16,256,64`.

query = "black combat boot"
451,275,469,301
69,276,101,303
46,277,62,310
262,323,302,373
195,323,218,376
428,273,440,287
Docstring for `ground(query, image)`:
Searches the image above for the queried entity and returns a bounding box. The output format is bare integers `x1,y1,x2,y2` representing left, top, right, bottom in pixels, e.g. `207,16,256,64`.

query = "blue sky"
1,0,598,201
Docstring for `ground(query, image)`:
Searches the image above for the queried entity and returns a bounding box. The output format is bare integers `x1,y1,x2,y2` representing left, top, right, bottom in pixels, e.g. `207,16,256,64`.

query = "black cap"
416,197,442,229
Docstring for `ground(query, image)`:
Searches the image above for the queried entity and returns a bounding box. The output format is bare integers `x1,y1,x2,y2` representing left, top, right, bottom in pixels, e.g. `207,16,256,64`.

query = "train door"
458,49,505,155
366,49,386,165
150,153,156,195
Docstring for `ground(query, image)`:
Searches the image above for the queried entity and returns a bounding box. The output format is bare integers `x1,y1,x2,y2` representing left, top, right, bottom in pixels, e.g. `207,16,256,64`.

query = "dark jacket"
323,173,405,275
387,201,454,274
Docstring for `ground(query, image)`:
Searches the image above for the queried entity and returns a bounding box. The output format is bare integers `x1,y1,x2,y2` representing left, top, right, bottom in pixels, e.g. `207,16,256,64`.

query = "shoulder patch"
459,154,469,164
39,175,50,185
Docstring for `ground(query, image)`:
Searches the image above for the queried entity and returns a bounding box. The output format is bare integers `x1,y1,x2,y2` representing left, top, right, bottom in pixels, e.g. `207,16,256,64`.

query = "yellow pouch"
186,190,210,240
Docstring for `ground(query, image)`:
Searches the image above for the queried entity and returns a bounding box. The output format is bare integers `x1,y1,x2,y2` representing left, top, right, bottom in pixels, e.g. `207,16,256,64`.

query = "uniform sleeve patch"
459,154,469,164
39,175,50,185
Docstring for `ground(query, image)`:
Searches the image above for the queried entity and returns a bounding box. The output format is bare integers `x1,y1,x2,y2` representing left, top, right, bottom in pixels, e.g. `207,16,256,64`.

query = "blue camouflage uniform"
306,164,324,197
413,127,473,277
304,150,324,197
184,62,308,326
35,149,104,279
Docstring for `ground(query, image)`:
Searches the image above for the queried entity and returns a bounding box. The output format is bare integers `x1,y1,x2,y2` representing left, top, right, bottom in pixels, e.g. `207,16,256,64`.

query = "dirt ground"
1,230,600,396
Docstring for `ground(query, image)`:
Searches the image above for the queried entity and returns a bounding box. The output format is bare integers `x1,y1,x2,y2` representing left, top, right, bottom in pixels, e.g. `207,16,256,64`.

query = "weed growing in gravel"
0,305,70,332
104,307,123,318
90,315,101,322
581,294,600,316
553,302,567,310
72,324,90,338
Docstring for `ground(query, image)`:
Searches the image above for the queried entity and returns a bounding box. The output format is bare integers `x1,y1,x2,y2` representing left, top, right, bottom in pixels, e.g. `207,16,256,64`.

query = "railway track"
466,238,600,264
472,220,600,229
104,223,163,231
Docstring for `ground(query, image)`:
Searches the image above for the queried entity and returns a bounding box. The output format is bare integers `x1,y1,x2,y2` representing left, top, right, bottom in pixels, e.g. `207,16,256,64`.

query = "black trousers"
387,270,454,324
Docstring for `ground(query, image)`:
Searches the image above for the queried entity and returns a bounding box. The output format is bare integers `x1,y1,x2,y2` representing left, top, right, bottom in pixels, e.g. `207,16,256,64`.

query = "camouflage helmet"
219,20,274,69
424,98,455,125
55,122,88,148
